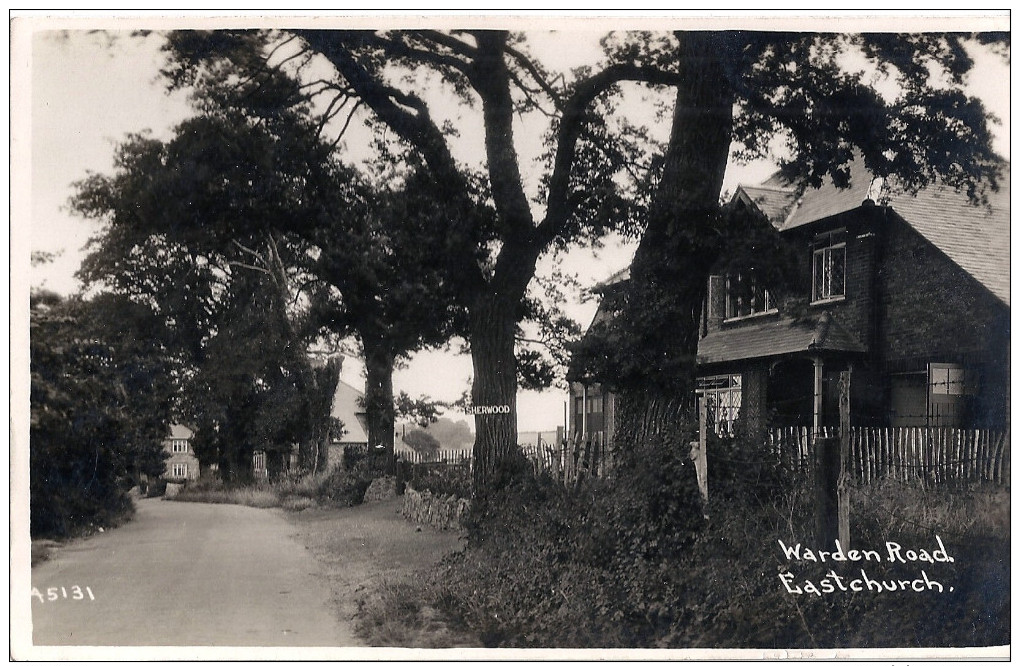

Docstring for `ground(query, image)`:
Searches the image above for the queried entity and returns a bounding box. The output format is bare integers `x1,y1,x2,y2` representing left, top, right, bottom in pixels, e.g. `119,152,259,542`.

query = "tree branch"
538,63,684,248
231,239,268,265
227,261,271,275
329,99,363,150
469,31,536,240
412,29,478,59
503,42,564,111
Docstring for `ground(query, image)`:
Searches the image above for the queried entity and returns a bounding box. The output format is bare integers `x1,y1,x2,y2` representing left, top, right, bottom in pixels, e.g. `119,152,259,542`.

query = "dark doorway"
767,359,814,427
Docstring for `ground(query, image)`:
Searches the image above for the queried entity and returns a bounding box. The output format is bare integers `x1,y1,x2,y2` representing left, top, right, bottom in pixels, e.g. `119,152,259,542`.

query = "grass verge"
283,499,480,647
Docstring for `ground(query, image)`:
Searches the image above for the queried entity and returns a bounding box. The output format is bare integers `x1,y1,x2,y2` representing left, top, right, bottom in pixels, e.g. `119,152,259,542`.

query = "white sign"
466,404,511,415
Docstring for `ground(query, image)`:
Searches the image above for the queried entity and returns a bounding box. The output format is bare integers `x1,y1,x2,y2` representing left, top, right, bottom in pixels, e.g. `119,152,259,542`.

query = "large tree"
307,163,473,470
162,27,1006,493
71,76,348,476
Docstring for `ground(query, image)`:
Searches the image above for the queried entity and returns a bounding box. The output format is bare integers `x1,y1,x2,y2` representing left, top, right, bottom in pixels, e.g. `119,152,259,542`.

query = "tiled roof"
594,266,630,290
885,170,1010,306
168,423,194,439
736,184,798,227
759,159,1009,306
697,312,866,365
331,379,369,444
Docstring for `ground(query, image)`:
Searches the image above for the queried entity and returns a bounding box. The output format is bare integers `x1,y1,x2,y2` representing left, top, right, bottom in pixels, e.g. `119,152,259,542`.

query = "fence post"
690,397,709,508
814,435,840,550
837,370,851,550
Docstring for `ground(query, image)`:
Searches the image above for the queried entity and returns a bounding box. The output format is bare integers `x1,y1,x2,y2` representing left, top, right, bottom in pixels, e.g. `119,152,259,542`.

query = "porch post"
813,356,824,433
582,385,588,441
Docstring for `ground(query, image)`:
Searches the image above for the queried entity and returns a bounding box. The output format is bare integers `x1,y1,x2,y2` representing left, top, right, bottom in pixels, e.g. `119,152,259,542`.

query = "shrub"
409,463,472,499
169,480,282,509
433,430,710,647
273,471,328,500
705,427,793,505
409,432,1009,648
317,457,379,506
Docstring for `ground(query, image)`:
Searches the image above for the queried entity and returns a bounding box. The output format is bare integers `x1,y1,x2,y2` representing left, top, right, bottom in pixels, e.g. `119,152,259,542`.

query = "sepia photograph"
10,10,1010,660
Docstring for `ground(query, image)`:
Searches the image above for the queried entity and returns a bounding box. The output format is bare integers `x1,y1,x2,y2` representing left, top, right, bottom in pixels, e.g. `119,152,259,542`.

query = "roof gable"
742,159,1009,307
331,379,369,444
885,170,1010,306
168,423,194,439
734,184,798,227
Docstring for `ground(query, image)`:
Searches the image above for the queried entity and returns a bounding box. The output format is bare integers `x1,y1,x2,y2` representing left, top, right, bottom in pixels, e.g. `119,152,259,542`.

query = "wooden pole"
814,434,841,549
812,356,824,434
837,370,851,549
691,397,710,507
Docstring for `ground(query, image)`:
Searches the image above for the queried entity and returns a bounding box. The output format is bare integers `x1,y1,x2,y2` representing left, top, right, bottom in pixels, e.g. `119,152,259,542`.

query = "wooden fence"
521,436,610,486
395,448,473,466
768,427,1010,485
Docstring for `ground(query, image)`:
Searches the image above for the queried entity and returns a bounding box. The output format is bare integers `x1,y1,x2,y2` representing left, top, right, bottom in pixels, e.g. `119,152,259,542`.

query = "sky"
19,16,1011,433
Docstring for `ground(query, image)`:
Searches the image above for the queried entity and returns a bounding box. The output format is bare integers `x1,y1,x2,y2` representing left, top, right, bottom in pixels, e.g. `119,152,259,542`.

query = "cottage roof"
885,170,1010,306
168,423,194,439
697,312,866,365
734,184,798,227
778,159,879,231
331,379,370,444
754,160,1010,306
594,266,631,291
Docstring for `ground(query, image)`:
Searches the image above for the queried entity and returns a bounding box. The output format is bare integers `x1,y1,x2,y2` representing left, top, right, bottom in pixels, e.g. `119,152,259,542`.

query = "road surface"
31,497,358,647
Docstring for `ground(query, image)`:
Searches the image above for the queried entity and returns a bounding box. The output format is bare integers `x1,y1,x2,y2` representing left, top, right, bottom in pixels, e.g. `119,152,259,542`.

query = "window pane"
947,366,965,395
813,250,824,300
830,246,846,296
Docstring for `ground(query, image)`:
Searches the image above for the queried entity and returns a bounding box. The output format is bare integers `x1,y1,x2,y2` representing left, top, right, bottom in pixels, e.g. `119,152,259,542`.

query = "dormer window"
725,274,776,320
812,229,846,303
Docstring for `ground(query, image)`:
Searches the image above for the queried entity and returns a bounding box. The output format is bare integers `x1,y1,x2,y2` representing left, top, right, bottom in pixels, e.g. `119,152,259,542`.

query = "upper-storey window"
812,229,846,303
725,274,776,320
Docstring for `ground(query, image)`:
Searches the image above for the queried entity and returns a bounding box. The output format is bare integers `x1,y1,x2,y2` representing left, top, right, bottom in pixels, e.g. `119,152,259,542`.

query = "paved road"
31,498,358,647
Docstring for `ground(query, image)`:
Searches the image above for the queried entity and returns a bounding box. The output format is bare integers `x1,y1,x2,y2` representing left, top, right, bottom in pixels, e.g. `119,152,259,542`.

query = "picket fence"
393,439,610,486
392,427,1008,488
520,437,610,485
768,426,1010,485
395,448,472,466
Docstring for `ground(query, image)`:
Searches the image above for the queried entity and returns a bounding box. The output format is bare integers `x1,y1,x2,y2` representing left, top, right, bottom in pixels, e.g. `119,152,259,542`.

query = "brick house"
569,159,1009,443
162,423,200,481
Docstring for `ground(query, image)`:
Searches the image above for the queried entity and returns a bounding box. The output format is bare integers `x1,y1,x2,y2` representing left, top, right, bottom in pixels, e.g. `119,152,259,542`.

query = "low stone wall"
401,487,470,530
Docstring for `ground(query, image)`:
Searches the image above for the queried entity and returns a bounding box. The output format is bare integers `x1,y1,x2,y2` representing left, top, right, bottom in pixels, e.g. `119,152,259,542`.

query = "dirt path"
29,497,357,649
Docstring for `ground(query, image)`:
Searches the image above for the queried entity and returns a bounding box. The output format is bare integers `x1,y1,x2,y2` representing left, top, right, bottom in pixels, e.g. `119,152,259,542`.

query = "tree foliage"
70,54,350,477
403,429,442,457
30,291,173,537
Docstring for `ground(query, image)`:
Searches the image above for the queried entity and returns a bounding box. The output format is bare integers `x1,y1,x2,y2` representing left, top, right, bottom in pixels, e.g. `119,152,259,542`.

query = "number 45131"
31,586,95,603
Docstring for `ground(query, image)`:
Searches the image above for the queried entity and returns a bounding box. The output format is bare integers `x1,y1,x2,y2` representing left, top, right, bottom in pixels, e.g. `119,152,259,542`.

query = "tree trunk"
363,341,396,474
469,293,522,496
614,32,736,447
